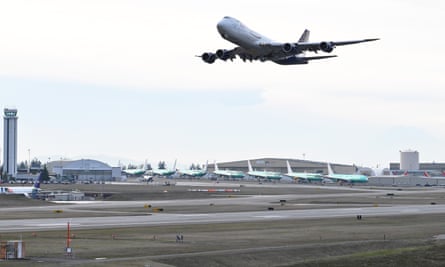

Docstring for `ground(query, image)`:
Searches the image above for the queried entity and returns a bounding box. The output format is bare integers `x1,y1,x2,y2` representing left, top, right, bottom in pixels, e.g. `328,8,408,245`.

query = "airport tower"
3,108,18,178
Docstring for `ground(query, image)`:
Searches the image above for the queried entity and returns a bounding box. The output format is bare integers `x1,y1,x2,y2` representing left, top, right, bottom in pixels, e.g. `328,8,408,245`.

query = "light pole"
28,149,31,174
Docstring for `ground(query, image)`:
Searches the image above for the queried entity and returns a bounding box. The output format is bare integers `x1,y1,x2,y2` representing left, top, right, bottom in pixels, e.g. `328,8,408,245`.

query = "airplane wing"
293,38,380,53
198,39,378,64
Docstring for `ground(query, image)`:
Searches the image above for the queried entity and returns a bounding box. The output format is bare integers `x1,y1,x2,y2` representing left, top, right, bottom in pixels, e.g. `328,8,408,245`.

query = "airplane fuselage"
217,17,273,56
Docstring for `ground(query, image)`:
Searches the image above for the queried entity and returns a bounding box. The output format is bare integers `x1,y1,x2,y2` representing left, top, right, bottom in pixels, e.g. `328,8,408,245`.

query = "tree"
18,161,27,170
40,165,50,182
158,161,166,170
31,158,42,169
127,163,137,170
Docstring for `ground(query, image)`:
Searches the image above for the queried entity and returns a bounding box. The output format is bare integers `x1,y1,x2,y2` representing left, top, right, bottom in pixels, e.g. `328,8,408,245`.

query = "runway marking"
178,214,210,217
253,215,285,219
35,223,80,227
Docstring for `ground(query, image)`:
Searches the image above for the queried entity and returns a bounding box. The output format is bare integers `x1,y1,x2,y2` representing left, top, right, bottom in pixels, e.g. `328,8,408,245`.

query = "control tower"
3,108,18,178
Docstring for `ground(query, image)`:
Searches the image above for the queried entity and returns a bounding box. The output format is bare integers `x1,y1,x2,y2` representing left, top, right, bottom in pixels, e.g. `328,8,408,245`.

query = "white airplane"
0,179,41,198
213,162,245,179
199,16,379,65
247,160,282,180
325,163,368,184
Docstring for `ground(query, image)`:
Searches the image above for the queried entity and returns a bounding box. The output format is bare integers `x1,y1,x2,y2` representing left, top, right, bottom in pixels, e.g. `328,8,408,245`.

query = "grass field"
1,181,445,266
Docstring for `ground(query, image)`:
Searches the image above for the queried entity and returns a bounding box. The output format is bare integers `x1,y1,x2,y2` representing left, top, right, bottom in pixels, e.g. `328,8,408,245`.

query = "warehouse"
208,158,356,174
47,159,121,182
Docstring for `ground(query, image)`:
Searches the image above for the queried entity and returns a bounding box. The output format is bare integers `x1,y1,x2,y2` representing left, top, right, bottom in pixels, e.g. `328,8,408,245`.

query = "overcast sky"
1,0,444,169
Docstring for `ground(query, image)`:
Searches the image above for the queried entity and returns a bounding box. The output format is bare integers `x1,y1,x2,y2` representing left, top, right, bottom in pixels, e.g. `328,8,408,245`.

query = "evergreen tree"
158,161,166,169
40,165,50,182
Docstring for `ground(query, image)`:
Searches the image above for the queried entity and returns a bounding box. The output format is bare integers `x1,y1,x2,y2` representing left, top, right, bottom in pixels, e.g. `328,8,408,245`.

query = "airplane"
122,161,150,177
324,163,368,183
149,160,177,177
213,162,245,179
247,160,282,180
178,161,208,178
283,160,323,182
122,167,147,177
199,16,378,65
0,178,41,198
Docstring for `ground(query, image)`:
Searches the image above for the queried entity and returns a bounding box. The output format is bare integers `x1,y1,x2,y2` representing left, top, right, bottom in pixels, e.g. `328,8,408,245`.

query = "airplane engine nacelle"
216,49,230,60
282,43,295,53
320,42,334,53
201,52,216,64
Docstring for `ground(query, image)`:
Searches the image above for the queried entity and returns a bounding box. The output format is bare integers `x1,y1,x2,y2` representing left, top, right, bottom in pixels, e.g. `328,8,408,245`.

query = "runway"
1,204,445,232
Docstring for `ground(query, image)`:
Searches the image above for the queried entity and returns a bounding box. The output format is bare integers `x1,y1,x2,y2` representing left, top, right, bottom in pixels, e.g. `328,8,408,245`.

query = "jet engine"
282,43,295,53
216,49,231,60
320,42,334,53
201,52,216,64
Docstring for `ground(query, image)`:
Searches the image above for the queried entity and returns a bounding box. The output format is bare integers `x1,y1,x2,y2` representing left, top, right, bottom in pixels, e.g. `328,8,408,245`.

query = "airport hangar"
46,159,121,182
208,158,356,175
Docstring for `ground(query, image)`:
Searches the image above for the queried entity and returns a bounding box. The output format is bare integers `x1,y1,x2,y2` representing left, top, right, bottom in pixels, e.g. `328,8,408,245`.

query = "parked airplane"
213,162,245,179
149,160,177,177
0,179,41,198
247,160,282,180
122,167,147,177
199,16,378,65
284,160,323,182
325,163,368,183
178,161,208,177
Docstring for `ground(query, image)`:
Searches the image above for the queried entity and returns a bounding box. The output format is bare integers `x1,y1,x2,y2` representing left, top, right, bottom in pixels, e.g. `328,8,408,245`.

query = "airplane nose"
216,19,226,34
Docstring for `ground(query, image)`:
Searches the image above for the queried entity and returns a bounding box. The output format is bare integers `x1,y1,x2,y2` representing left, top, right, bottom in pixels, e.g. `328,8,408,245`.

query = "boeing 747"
199,16,378,65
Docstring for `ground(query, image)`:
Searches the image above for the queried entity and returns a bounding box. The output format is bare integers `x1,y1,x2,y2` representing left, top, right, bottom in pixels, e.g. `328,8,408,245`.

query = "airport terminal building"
47,159,121,182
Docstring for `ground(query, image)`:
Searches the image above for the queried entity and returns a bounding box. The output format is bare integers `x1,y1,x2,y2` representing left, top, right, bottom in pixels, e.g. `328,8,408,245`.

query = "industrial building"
2,108,18,178
46,159,121,182
208,158,356,175
389,150,445,175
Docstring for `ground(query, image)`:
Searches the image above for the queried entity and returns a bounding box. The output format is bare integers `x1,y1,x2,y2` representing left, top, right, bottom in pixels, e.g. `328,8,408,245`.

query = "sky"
0,0,444,169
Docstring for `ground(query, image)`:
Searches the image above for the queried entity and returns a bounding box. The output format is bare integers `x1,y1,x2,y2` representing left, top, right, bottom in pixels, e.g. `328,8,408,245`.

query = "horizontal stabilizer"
302,55,338,61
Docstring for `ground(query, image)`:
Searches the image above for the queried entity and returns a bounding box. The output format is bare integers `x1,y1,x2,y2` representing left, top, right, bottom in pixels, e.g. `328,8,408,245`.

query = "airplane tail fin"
204,160,208,171
173,159,177,171
248,160,253,172
327,163,335,175
34,173,42,189
214,161,219,171
286,160,293,173
298,29,310,42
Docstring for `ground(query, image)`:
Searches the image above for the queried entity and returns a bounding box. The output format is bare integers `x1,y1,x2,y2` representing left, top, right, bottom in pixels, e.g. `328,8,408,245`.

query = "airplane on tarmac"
122,167,147,177
213,162,245,179
149,160,177,177
284,160,323,182
324,163,368,183
199,16,379,65
0,177,41,198
247,160,282,180
177,161,208,178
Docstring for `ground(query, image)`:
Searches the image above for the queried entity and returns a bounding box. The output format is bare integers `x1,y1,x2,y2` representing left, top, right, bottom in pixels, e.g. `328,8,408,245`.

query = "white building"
3,108,18,178
400,150,419,170
47,159,121,181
